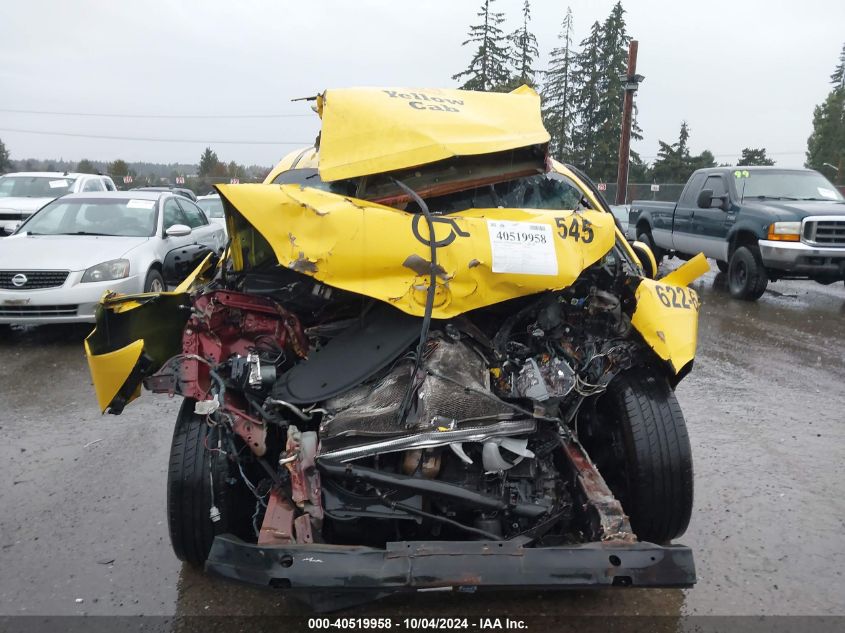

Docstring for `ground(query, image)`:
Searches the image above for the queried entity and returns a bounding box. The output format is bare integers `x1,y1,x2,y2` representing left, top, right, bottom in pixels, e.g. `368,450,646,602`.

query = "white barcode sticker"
49,180,69,189
487,220,558,276
126,199,155,209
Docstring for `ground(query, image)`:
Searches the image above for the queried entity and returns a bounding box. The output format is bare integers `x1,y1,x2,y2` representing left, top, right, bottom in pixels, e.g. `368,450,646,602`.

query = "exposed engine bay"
144,244,659,549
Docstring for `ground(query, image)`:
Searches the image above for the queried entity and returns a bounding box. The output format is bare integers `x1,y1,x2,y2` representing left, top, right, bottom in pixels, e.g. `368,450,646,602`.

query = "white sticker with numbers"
487,220,558,276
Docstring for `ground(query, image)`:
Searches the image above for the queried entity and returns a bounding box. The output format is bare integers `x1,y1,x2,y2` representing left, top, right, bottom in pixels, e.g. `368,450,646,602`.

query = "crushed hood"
316,86,550,182
217,183,615,319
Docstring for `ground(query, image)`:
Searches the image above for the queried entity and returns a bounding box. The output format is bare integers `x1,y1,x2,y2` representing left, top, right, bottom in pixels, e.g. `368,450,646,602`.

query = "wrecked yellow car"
86,86,705,610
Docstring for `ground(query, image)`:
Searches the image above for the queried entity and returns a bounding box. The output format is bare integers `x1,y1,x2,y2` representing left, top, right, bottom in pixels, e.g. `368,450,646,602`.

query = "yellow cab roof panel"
317,86,550,182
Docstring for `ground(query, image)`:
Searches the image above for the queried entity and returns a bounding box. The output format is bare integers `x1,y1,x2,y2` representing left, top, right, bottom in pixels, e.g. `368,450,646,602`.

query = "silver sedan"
0,191,225,324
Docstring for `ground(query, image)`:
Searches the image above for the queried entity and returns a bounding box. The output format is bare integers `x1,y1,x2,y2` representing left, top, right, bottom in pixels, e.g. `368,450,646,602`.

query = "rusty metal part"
294,514,314,544
228,407,268,457
284,426,324,521
559,436,635,543
258,490,295,546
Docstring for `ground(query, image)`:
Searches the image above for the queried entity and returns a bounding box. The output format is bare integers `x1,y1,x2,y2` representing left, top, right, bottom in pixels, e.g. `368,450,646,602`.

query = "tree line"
0,147,270,194
453,0,782,183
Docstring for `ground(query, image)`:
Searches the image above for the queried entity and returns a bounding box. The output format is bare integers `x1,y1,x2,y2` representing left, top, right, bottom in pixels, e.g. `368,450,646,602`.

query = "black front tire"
144,269,165,293
637,229,664,264
581,369,694,544
167,399,237,566
728,246,768,301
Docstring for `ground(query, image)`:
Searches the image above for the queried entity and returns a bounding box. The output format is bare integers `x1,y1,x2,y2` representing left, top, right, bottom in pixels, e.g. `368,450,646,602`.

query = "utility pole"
615,41,643,205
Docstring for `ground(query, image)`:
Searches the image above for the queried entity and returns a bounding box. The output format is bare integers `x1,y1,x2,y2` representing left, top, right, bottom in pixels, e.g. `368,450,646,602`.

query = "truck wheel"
168,399,242,566
637,229,663,263
716,260,729,273
728,246,767,300
579,369,693,544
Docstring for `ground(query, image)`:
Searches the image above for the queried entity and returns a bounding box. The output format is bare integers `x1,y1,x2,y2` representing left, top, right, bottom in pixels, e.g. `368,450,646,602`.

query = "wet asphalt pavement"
0,262,844,624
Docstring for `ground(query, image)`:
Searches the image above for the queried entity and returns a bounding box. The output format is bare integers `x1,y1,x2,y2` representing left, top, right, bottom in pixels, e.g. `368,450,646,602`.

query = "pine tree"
508,0,539,88
0,137,10,173
542,7,576,159
737,148,775,166
569,20,604,173
452,0,512,92
651,122,715,182
807,44,845,183
108,159,129,181
590,1,631,181
76,159,96,174
830,42,845,90
199,147,220,177
806,89,845,182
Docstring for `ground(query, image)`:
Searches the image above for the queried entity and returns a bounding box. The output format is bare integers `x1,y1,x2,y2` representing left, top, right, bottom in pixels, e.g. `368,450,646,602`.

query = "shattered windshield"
423,171,588,214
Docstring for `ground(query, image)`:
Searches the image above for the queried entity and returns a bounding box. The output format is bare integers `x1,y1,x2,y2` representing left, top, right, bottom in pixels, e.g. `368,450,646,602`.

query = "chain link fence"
599,183,686,205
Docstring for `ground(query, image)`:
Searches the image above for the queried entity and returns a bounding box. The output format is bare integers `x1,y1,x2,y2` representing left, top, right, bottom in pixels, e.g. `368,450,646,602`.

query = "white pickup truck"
0,172,118,234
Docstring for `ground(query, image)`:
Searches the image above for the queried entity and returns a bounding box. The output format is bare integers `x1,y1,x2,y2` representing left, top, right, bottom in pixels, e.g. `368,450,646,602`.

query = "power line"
0,108,313,119
636,150,806,160
0,128,312,145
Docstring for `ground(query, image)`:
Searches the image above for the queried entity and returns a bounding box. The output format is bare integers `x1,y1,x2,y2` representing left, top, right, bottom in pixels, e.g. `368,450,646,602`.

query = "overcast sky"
1,0,843,171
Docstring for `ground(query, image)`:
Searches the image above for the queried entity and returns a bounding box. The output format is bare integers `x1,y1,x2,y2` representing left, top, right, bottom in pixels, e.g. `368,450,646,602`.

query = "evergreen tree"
198,147,220,177
690,149,716,172
831,42,845,90
569,20,604,173
628,150,651,182
737,148,775,166
0,137,10,173
227,161,245,179
508,0,539,88
542,7,576,159
651,122,715,182
76,159,96,174
806,44,845,183
590,1,631,181
108,159,129,181
452,0,512,92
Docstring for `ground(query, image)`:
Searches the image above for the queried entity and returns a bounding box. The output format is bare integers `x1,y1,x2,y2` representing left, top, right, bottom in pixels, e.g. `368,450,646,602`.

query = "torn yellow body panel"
84,338,144,412
218,183,616,319
631,256,708,374
317,87,549,182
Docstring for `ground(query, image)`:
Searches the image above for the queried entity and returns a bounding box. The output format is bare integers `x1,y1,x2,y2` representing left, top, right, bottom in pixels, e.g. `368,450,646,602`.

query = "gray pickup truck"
627,166,845,300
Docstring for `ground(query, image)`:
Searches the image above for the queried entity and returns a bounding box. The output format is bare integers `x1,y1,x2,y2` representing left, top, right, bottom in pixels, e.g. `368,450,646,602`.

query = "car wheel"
728,246,768,301
144,269,165,293
716,260,729,273
637,229,663,264
579,368,693,544
168,399,249,566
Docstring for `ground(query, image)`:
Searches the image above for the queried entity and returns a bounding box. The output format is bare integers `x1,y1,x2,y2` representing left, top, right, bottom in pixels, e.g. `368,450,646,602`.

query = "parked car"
196,194,227,233
628,167,845,299
131,186,197,201
0,172,117,234
0,191,225,324
85,86,706,610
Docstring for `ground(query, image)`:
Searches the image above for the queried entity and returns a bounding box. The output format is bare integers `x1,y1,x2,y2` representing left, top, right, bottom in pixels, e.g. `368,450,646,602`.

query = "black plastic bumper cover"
205,534,696,593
